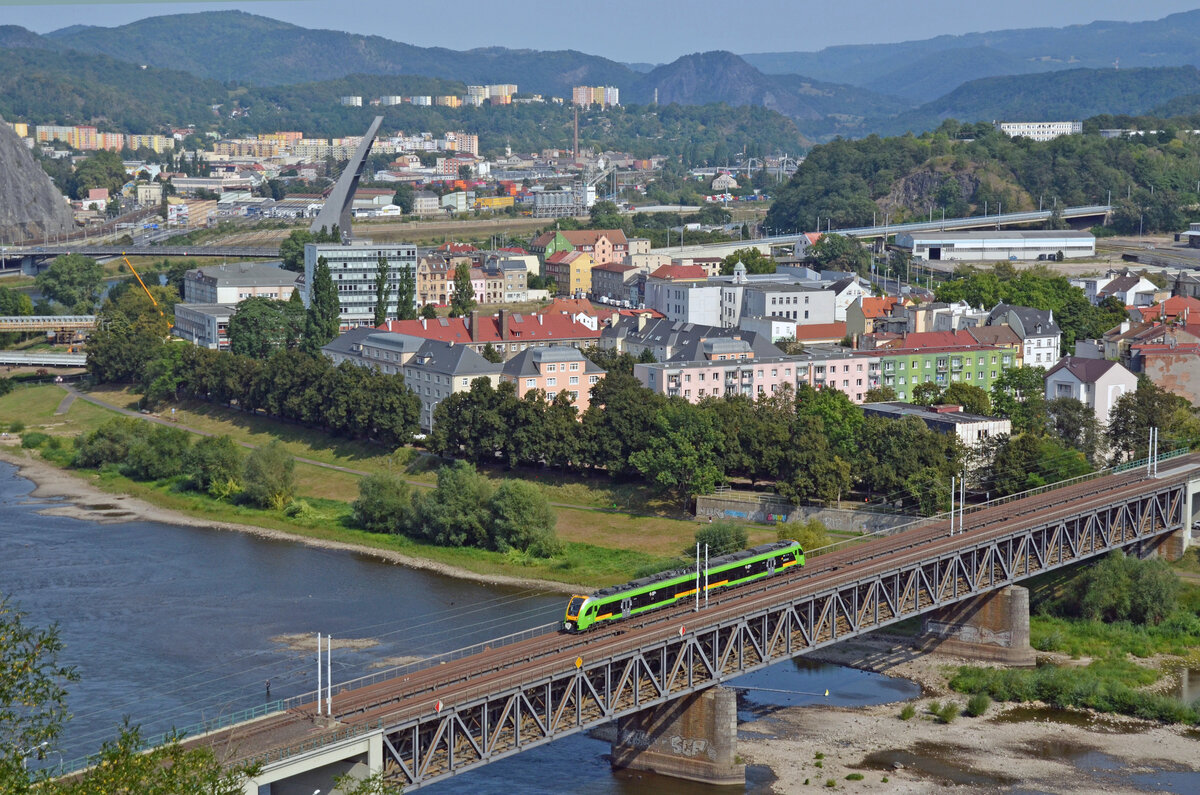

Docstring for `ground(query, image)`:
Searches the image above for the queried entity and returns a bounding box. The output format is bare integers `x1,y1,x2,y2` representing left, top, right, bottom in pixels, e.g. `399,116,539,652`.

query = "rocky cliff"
0,122,75,243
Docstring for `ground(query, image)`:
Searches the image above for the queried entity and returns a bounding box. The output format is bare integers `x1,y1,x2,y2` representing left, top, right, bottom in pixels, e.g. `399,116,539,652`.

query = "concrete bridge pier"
919,585,1035,667
611,686,744,786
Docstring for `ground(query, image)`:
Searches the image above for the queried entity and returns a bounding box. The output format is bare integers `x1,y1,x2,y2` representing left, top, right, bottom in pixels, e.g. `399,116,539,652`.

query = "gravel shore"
0,447,584,594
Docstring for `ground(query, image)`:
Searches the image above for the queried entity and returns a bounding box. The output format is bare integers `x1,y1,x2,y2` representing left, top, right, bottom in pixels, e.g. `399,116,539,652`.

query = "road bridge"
657,204,1112,260
60,449,1196,792
0,351,86,367
0,316,97,332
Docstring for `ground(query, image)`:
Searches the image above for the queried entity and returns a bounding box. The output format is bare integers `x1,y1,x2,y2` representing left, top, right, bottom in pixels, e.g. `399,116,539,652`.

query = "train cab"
564,595,591,632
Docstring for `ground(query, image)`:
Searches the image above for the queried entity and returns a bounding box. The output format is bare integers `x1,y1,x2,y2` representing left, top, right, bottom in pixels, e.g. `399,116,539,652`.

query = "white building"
862,402,1012,449
896,231,1095,262
172,303,233,350
339,96,363,107
183,262,299,304
303,241,418,327
994,121,1082,142
1044,356,1138,426
1069,269,1161,307
986,304,1062,368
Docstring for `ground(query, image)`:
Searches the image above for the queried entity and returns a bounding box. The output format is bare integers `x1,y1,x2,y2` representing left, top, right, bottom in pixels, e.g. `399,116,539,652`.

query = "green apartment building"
878,344,1017,402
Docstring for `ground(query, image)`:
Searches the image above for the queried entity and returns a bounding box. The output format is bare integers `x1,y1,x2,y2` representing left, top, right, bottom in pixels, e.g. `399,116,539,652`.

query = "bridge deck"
179,452,1189,786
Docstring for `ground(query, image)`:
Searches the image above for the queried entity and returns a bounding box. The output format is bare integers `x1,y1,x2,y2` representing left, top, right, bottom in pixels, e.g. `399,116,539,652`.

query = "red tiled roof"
794,322,847,340
545,298,597,316
498,246,528,255
560,229,628,247
1138,296,1200,321
379,313,600,344
649,264,708,280
899,330,978,348
436,242,478,253
859,296,899,319
591,261,635,273
617,308,665,318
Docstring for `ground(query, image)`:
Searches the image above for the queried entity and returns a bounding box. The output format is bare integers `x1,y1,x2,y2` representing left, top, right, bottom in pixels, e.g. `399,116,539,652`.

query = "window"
570,362,580,371
589,375,599,384
546,364,557,372
569,376,579,385
547,392,556,400
525,378,536,388
547,377,557,387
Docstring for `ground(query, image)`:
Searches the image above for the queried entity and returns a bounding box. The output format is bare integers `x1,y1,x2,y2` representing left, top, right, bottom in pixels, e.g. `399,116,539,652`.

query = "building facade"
303,241,418,327
183,263,299,304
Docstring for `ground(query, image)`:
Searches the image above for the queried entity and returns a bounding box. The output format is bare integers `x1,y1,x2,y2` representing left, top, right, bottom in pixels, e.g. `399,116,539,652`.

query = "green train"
562,540,804,632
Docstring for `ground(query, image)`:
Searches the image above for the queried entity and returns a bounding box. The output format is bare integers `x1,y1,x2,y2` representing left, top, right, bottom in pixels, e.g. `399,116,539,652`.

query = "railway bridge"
71,451,1200,793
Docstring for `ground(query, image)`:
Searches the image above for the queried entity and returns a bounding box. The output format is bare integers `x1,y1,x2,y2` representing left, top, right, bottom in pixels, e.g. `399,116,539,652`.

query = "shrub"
965,693,991,717
927,700,941,714
410,460,493,547
0,377,14,397
8,419,24,433
241,440,296,510
73,417,144,469
490,479,561,557
20,431,50,449
692,520,748,557
183,435,243,497
777,517,831,553
284,499,316,520
845,773,864,781
352,470,412,533
122,425,190,481
936,702,959,723
899,704,916,720
825,779,836,788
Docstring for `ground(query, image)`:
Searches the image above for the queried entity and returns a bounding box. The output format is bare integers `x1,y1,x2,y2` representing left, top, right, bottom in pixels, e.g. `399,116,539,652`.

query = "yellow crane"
121,253,163,317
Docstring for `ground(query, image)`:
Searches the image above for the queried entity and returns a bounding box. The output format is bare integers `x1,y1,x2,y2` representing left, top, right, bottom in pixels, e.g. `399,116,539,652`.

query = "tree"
480,343,504,363
1074,551,1179,626
989,433,1091,496
1046,396,1103,464
410,461,494,547
241,440,295,510
489,480,560,556
303,256,340,354
0,596,77,793
1107,378,1194,461
396,266,417,320
806,233,870,275
373,256,393,327
588,200,625,230
778,415,852,505
420,303,438,319
628,400,724,498
182,435,243,498
864,386,898,402
990,366,1047,434
393,183,415,214
448,261,477,317
228,297,304,358
911,381,943,406
941,382,991,415
279,229,314,272
35,254,105,312
694,521,749,556
72,150,127,197
353,470,412,534
720,247,775,275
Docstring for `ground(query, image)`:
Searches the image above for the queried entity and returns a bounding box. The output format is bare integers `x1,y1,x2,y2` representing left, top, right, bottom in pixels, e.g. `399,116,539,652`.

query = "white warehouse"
896,230,1095,262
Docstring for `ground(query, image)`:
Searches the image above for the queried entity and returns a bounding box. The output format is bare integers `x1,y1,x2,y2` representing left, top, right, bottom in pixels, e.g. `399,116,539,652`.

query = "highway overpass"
657,204,1112,259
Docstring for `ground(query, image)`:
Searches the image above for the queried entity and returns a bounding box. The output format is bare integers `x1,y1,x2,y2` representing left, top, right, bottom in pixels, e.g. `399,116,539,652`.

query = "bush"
20,431,50,449
936,702,959,723
845,773,864,781
965,693,991,717
1073,551,1180,626
410,460,493,547
122,425,190,481
692,520,748,557
284,499,316,520
241,440,296,510
489,479,561,557
824,779,836,788
899,704,916,720
73,417,145,469
352,470,412,533
8,419,24,433
0,377,13,397
776,517,832,553
183,435,243,497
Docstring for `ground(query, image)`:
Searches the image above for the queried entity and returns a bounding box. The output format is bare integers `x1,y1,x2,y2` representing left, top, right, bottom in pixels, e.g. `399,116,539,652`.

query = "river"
0,460,919,792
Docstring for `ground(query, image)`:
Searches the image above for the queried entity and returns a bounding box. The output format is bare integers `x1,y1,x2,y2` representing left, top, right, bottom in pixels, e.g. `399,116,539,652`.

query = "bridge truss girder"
365,482,1182,789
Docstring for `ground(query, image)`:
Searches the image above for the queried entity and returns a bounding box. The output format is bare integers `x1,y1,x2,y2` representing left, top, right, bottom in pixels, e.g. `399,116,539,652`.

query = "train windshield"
567,597,587,616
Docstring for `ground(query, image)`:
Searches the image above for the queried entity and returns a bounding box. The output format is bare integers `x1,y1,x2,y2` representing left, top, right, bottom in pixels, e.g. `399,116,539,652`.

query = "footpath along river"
3,457,1200,793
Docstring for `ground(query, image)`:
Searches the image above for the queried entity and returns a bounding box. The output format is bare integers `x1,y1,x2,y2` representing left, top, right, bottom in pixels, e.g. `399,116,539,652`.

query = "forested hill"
874,66,1200,137
742,10,1200,101
763,120,1200,236
46,10,636,93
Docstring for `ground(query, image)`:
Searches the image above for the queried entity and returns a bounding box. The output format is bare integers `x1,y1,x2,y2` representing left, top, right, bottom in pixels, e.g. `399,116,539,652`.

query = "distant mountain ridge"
742,10,1200,101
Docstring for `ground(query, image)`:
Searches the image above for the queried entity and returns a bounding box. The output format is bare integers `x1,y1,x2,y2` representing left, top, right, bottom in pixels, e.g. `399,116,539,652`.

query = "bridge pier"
919,585,1035,667
610,686,744,786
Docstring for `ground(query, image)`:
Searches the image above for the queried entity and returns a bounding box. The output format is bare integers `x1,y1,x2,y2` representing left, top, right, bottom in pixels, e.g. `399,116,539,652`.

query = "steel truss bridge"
149,453,1197,792
1,245,277,265
0,315,97,332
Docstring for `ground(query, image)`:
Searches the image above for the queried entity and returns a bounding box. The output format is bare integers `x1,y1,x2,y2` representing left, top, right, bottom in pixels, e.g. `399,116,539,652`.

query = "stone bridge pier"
611,686,744,786
919,584,1036,666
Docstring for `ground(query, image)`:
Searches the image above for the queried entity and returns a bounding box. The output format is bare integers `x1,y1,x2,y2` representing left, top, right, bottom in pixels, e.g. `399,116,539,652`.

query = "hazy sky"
4,0,1200,62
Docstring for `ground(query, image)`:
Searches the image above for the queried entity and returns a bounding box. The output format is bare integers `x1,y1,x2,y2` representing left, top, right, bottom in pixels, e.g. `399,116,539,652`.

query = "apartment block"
303,241,418,327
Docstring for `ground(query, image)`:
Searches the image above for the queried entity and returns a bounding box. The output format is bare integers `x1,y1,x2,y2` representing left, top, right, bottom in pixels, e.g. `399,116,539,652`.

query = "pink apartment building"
500,346,606,412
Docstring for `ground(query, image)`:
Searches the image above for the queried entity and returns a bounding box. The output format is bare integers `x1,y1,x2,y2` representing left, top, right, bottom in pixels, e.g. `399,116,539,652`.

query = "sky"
3,0,1200,63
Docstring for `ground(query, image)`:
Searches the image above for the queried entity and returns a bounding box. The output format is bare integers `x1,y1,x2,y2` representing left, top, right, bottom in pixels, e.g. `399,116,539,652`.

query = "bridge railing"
244,719,385,768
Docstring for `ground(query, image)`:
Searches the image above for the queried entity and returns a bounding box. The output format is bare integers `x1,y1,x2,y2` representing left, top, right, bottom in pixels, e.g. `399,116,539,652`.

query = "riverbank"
0,447,585,595
738,633,1200,793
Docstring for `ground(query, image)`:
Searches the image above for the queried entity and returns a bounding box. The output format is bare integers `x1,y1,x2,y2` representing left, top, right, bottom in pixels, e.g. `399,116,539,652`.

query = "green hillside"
876,66,1200,137
764,119,1200,235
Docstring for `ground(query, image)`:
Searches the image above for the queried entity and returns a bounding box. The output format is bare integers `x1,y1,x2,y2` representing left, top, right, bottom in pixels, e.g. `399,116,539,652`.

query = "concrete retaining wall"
695,494,916,535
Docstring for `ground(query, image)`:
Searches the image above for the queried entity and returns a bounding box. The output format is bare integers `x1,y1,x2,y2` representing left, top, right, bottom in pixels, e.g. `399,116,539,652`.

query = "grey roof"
744,283,822,294
862,401,1003,425
408,340,502,377
703,338,753,355
321,326,378,358
187,262,298,287
603,316,779,363
502,346,604,378
362,332,427,354
1045,355,1122,384
1098,273,1144,295
173,302,235,318
987,303,1062,337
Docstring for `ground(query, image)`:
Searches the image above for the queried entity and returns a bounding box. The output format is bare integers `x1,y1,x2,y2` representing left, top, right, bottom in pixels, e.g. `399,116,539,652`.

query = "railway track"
193,454,1195,770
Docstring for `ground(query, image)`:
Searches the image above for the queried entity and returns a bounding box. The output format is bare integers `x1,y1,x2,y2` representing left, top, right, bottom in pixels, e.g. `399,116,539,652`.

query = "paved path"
59,385,682,519
54,392,77,415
